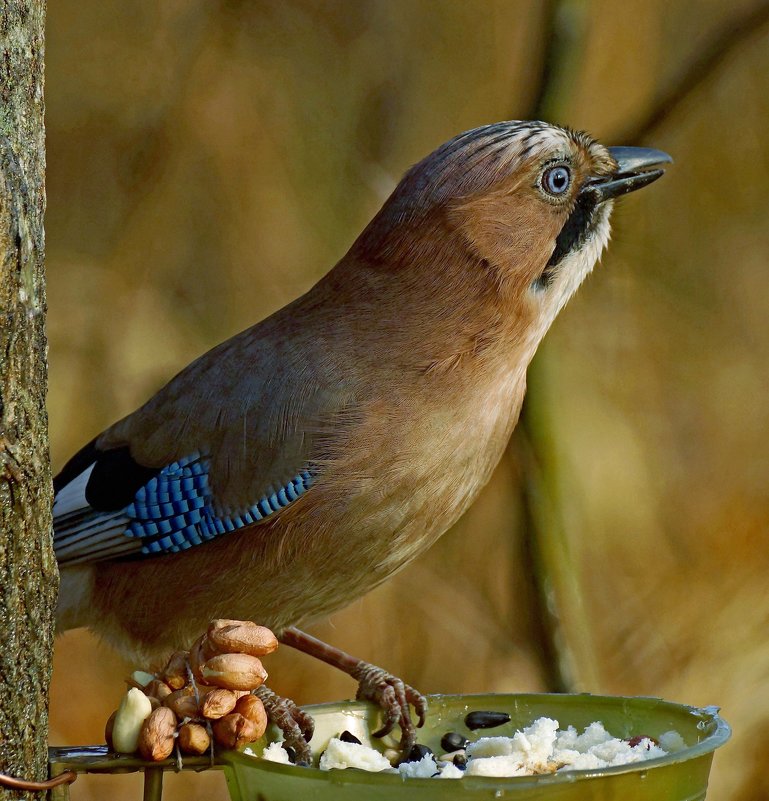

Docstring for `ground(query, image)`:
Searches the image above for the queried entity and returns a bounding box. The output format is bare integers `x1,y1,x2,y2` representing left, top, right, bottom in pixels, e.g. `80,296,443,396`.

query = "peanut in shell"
207,620,279,657
234,694,268,739
138,706,177,761
212,712,260,749
164,686,199,719
200,653,267,691
178,722,211,755
200,688,238,719
144,679,172,703
161,650,189,690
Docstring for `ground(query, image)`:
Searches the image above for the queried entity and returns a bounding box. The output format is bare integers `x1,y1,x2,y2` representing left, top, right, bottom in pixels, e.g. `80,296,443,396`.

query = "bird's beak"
584,146,673,202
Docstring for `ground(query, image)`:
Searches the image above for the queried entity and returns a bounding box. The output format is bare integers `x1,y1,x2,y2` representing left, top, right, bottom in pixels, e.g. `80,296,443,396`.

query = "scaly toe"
255,686,314,765
350,662,428,756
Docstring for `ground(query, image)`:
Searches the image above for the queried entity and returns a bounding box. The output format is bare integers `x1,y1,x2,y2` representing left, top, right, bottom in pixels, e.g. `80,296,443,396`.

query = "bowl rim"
221,692,732,788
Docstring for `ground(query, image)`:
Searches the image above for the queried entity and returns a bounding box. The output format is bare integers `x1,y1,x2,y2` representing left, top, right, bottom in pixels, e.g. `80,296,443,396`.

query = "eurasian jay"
53,121,671,756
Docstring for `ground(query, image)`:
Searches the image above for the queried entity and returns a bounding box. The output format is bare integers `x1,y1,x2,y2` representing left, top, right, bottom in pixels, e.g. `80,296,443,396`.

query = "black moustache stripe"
538,193,599,287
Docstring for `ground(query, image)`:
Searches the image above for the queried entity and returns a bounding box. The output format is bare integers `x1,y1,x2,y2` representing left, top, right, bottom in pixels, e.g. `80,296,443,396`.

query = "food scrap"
252,712,686,779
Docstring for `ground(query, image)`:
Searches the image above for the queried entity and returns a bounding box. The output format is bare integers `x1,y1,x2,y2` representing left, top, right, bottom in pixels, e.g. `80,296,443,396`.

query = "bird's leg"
280,627,427,754
254,685,315,765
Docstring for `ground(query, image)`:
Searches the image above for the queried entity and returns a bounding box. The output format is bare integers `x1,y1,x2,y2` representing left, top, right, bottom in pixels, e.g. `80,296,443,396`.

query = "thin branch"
513,0,595,695
614,0,769,142
526,0,560,119
525,0,591,121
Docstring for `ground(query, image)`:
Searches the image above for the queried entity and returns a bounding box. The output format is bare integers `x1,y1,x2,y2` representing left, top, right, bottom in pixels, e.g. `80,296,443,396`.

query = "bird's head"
353,121,671,336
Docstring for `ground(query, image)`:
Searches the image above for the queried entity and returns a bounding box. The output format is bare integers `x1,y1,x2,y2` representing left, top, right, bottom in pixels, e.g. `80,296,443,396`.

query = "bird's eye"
541,165,571,196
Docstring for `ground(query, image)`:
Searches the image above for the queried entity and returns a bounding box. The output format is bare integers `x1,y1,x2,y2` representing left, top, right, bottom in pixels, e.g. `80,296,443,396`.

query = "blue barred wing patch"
124,452,313,555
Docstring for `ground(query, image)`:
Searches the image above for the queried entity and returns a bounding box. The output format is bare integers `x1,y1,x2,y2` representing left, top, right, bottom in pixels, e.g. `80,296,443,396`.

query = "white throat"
533,200,613,339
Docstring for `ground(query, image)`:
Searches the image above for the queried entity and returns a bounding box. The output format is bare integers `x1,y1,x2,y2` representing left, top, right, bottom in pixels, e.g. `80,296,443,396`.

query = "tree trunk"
0,1,55,799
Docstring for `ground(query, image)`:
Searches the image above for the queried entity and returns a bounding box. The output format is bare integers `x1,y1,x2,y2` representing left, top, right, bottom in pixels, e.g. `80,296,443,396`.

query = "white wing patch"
52,463,95,518
54,463,137,564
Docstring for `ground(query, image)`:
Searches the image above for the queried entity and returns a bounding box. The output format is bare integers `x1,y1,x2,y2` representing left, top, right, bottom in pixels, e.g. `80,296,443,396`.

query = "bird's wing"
53,315,355,565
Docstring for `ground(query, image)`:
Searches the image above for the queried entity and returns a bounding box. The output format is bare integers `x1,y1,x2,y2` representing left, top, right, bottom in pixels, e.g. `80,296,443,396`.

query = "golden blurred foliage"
46,2,769,799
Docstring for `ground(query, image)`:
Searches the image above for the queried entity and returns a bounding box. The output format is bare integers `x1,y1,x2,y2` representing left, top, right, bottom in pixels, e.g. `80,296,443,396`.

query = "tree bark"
0,2,55,799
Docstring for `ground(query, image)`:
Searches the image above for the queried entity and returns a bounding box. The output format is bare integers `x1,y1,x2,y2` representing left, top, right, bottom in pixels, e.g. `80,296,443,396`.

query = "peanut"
234,694,268,739
138,706,177,761
200,688,238,720
200,653,267,691
161,651,189,690
164,686,199,719
212,712,260,749
207,620,278,657
178,723,211,755
112,688,153,753
144,679,172,703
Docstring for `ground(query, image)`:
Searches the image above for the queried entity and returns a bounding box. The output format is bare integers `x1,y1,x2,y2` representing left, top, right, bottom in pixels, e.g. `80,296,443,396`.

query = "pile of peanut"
105,619,277,762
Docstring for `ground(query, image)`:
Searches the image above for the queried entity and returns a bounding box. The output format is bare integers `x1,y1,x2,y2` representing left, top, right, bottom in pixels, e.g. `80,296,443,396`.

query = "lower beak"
584,146,673,202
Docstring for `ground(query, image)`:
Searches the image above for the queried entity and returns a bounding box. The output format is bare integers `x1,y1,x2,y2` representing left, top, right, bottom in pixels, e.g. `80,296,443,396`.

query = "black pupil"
545,167,569,194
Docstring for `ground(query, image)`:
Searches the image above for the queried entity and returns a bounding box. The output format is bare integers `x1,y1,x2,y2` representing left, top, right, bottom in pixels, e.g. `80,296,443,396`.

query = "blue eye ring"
541,165,571,196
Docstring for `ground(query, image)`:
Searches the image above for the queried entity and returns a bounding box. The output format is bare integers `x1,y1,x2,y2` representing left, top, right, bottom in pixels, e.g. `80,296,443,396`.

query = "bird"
52,120,671,757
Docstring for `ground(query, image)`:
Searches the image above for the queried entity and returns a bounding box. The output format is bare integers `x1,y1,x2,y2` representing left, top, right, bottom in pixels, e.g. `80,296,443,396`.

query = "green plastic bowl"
220,693,730,801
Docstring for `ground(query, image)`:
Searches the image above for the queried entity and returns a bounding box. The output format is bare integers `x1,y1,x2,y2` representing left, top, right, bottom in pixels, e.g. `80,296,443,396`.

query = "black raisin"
339,730,362,744
283,745,297,763
406,743,434,762
464,710,511,730
440,731,469,752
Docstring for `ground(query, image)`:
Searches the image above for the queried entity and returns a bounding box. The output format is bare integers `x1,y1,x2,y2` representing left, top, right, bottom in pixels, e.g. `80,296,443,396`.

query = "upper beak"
583,146,673,202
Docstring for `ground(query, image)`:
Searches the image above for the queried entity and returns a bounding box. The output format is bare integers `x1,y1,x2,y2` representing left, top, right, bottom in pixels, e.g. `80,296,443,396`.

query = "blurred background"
46,1,769,799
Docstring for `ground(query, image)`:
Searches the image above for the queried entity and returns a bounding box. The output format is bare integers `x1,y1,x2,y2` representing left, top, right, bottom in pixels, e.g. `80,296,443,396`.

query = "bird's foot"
254,685,315,765
350,661,428,754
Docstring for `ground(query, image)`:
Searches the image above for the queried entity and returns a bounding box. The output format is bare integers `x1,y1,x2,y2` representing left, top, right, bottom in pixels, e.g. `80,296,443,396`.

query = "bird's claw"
350,662,427,754
255,685,315,765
